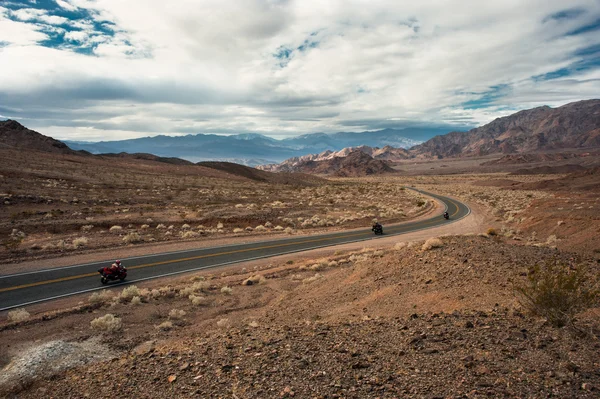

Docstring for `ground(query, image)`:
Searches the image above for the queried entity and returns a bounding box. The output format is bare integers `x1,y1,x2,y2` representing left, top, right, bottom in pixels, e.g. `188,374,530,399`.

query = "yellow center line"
1,196,466,294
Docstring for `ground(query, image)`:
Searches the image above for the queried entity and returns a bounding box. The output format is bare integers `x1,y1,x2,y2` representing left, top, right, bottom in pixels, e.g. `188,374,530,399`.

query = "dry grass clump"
168,309,186,320
189,294,208,306
181,231,198,239
394,242,407,251
255,225,266,231
242,275,266,285
88,290,112,304
90,314,122,332
156,321,173,331
8,308,30,323
422,237,443,251
216,318,230,328
72,237,89,248
487,228,498,236
284,227,294,234
109,225,123,234
120,285,140,301
123,232,142,244
516,260,599,327
233,228,244,234
81,225,93,232
131,296,142,305
221,286,233,295
290,273,304,281
302,273,323,284
273,225,284,231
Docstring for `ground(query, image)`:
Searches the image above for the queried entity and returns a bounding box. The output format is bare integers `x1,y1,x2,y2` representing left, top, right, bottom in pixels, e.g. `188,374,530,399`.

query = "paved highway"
0,189,469,311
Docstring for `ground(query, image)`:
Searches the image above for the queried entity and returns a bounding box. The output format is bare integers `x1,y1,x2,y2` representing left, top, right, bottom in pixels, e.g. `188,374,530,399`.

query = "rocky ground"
2,235,599,398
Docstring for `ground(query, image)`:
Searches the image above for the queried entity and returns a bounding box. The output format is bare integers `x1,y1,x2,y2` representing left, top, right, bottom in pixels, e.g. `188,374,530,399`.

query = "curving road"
0,189,469,311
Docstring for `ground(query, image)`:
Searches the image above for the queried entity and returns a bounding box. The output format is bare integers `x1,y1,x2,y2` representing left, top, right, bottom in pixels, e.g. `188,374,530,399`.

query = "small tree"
516,259,598,327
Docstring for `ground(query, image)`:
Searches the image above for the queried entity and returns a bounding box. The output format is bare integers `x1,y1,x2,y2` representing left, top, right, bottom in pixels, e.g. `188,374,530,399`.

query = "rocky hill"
0,120,77,154
270,150,395,177
412,99,600,158
258,145,408,173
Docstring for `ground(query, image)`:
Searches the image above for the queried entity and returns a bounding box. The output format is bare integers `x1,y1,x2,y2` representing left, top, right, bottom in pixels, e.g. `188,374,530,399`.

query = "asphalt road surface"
0,189,470,311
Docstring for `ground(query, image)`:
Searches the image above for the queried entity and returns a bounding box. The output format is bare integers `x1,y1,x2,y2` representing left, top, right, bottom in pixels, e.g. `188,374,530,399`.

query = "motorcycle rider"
110,259,122,274
443,211,449,219
372,221,382,231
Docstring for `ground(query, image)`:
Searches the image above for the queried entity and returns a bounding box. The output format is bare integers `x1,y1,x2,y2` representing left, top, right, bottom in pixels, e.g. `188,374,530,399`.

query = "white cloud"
0,0,599,140
56,0,78,12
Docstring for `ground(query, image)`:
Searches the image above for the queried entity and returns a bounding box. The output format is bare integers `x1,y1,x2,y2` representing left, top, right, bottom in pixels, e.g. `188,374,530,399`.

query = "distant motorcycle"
98,265,127,284
443,212,450,220
372,223,384,235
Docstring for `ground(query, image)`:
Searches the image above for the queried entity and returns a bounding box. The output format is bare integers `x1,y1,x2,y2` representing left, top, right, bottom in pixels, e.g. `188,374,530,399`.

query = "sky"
0,0,599,142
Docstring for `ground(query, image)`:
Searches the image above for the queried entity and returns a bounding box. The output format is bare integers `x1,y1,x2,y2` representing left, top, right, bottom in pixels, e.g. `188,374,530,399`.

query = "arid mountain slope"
412,99,600,158
258,146,408,173
0,120,77,154
197,161,325,185
271,150,396,176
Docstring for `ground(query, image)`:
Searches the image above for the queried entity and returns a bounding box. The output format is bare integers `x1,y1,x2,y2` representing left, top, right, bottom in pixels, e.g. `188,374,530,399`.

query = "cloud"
0,0,599,142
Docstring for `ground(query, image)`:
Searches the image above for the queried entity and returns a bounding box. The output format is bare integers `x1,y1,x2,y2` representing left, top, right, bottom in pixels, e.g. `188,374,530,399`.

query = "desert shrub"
109,225,123,234
487,228,498,236
140,224,150,229
290,274,303,281
284,227,294,234
255,225,266,231
516,260,599,327
81,225,94,232
123,232,142,244
302,273,323,284
273,225,284,231
189,294,207,306
88,290,112,304
156,321,173,331
264,222,273,228
221,286,233,295
422,238,443,251
242,275,266,285
90,314,122,332
233,228,244,234
168,309,186,320
394,242,407,250
181,231,198,239
546,235,558,245
72,237,88,249
181,224,191,230
8,308,30,323
120,285,140,300
216,318,230,328
131,296,142,305
156,224,166,229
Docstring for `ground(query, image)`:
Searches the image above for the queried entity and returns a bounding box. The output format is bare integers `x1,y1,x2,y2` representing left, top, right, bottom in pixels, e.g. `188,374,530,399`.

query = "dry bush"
88,290,112,304
221,286,233,295
546,235,558,246
284,227,294,234
156,321,173,331
90,314,122,332
255,225,266,231
216,318,230,328
487,228,498,236
72,237,88,249
168,309,186,320
422,238,443,251
140,224,150,229
394,242,407,251
120,285,140,301
109,225,123,234
302,273,323,284
233,228,244,234
290,274,304,281
123,232,142,244
181,231,198,239
273,225,284,231
189,294,208,306
242,275,266,285
131,296,142,305
8,308,30,323
190,275,205,282
156,224,166,230
516,260,599,327
81,225,94,232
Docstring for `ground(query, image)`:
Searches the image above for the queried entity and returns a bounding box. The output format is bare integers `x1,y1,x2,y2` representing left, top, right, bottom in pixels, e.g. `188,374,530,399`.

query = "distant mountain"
411,99,600,158
258,145,409,172
63,127,434,163
0,120,78,154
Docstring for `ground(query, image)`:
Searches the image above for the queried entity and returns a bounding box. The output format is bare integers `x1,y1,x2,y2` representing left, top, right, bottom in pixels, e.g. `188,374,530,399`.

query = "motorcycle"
98,265,127,284
443,212,450,220
372,223,384,235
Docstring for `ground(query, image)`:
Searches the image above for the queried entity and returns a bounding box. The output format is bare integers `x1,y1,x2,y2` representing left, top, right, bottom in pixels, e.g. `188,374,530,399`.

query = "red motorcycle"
98,265,127,284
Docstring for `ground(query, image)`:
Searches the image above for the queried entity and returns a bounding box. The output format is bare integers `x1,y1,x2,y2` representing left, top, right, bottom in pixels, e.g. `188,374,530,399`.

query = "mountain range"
261,99,600,173
63,127,442,165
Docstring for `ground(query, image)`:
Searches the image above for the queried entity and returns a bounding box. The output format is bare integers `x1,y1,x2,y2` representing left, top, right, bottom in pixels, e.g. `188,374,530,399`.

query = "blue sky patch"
543,8,586,23
460,84,512,109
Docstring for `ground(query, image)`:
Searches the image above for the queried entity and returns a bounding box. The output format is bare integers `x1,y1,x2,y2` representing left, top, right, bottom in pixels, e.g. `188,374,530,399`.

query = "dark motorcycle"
443,212,450,220
372,223,383,235
98,265,127,284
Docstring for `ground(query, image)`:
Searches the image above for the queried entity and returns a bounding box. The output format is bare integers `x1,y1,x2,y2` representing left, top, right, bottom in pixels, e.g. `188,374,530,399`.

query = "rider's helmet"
115,260,121,266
